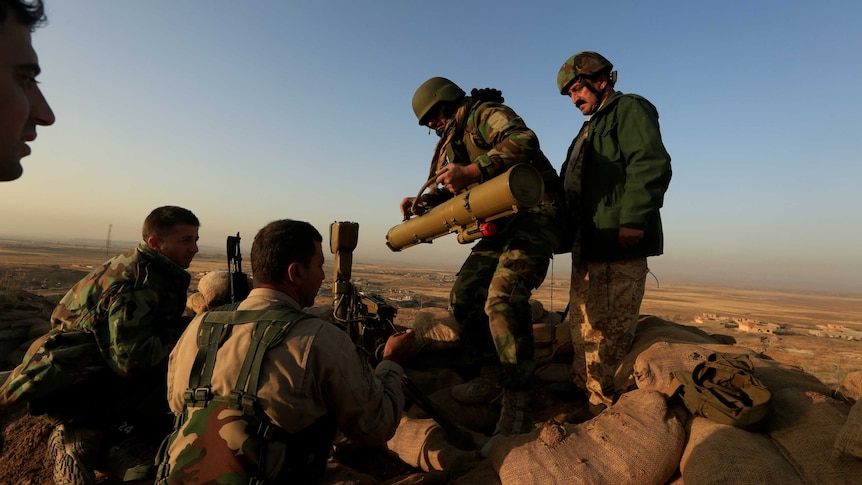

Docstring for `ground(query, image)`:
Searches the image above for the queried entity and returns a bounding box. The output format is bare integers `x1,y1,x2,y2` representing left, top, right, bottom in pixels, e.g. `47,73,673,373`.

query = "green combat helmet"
412,77,465,125
557,51,614,94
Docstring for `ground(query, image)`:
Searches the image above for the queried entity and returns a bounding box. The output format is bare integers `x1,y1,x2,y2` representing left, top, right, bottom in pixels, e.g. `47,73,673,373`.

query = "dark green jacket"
562,91,672,261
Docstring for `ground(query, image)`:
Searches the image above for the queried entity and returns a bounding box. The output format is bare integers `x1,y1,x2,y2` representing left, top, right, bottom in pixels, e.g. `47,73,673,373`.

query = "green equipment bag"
672,352,771,429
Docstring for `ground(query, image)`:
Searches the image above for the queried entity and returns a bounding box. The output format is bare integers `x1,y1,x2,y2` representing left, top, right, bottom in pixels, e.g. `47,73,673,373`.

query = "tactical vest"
155,307,337,485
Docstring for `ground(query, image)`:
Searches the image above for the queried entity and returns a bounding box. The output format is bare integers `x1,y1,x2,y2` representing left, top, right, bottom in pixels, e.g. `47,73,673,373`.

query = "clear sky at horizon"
2,1,861,292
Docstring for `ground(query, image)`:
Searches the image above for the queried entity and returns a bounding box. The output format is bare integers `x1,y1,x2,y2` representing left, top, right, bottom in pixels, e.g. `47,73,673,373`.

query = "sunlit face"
150,224,199,269
567,80,602,116
297,241,325,307
0,17,55,181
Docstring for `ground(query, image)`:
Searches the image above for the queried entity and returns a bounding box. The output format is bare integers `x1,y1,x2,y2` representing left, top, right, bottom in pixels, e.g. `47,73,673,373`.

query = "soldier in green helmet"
556,51,672,422
402,76,566,456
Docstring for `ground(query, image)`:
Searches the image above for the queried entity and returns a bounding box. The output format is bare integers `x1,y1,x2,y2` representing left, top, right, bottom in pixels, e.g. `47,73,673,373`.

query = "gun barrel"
386,163,544,251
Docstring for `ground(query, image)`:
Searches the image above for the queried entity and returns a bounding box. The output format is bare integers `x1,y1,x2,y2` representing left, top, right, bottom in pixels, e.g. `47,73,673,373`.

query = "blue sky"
3,1,861,291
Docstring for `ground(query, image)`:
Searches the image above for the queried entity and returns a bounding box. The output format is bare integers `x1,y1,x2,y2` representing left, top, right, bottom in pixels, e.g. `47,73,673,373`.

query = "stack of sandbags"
630,339,862,483
487,389,685,485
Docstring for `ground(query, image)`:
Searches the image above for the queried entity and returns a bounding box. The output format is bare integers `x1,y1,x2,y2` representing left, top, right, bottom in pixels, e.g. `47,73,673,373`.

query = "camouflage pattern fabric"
434,99,563,391
0,242,190,408
427,99,565,215
163,402,264,484
568,258,647,406
451,212,560,390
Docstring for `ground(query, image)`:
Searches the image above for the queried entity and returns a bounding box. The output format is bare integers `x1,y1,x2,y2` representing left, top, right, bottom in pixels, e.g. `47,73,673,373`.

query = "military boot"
47,424,102,485
480,389,533,457
451,366,503,405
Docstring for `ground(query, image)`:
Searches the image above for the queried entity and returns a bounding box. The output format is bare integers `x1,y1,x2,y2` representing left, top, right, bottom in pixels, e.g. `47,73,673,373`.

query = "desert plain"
2,237,861,389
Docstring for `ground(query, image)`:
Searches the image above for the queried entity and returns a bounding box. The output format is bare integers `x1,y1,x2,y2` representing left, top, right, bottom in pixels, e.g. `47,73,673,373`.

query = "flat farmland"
2,238,861,387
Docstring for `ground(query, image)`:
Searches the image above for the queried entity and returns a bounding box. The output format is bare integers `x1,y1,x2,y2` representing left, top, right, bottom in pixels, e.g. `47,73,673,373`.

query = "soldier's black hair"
0,0,46,32
251,219,323,285
142,206,200,240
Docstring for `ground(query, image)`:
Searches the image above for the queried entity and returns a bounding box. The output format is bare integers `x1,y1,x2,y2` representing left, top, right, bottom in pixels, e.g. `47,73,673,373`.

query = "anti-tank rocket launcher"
386,163,545,251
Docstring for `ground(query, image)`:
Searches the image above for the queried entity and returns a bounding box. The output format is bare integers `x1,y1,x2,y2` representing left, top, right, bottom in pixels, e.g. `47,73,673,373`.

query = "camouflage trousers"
450,214,559,390
569,258,648,406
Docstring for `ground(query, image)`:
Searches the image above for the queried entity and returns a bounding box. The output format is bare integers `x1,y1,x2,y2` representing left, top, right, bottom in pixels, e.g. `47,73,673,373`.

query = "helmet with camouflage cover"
412,77,466,125
557,51,614,95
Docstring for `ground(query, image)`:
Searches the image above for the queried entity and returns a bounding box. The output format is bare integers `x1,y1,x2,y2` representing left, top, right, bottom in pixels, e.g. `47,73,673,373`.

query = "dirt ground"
1,239,861,483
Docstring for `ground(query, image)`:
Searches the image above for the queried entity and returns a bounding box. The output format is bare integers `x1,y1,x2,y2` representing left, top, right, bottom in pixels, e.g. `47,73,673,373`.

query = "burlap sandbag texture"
680,417,805,484
385,416,478,472
489,389,685,485
834,400,862,459
765,388,862,483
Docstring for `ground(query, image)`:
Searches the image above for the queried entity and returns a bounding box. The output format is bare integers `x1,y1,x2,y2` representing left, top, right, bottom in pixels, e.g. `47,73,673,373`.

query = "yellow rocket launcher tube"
386,163,545,251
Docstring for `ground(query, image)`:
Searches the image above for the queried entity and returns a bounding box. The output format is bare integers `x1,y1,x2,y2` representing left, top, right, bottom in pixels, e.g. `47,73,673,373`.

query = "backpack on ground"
673,352,771,429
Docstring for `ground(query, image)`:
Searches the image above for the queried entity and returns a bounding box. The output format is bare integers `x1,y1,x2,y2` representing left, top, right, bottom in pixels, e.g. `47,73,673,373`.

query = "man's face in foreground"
0,15,55,181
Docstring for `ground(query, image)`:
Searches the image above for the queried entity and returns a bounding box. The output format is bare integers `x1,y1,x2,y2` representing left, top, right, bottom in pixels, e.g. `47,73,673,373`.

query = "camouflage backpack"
155,307,334,485
672,352,772,429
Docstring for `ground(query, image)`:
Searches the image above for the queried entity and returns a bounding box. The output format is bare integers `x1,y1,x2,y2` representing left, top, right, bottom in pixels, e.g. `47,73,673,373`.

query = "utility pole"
105,224,112,259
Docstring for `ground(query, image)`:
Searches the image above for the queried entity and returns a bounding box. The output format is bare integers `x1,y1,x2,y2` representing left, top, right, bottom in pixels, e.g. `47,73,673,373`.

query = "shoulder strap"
184,308,311,407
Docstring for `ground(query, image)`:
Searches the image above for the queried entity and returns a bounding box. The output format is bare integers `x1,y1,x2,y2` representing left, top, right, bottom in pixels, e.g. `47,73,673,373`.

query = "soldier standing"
401,77,565,455
556,51,672,421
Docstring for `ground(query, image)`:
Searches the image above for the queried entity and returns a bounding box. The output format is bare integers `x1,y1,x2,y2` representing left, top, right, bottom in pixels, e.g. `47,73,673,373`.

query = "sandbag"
680,417,804,484
834,400,862,459
614,315,720,393
385,416,477,472
839,370,862,401
766,388,862,483
489,389,684,485
411,308,460,353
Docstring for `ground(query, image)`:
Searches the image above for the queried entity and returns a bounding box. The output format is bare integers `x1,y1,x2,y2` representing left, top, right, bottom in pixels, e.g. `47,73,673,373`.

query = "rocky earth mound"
2,287,861,484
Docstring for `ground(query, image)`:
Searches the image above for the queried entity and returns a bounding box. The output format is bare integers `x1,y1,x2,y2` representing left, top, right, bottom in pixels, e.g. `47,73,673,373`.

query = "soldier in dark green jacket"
556,52,672,421
0,205,200,484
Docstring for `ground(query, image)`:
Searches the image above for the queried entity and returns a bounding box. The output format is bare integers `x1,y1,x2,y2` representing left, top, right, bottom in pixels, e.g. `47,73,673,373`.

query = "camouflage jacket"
428,99,565,211
50,242,191,376
561,91,672,261
0,243,190,407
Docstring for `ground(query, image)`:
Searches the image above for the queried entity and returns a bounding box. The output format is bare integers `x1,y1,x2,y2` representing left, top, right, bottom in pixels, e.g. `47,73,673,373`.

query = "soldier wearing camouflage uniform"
160,219,415,484
402,77,565,453
0,205,200,484
556,52,672,419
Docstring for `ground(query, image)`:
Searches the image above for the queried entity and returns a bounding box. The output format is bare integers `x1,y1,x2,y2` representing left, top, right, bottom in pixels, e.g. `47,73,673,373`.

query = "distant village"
319,270,457,308
692,313,862,341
